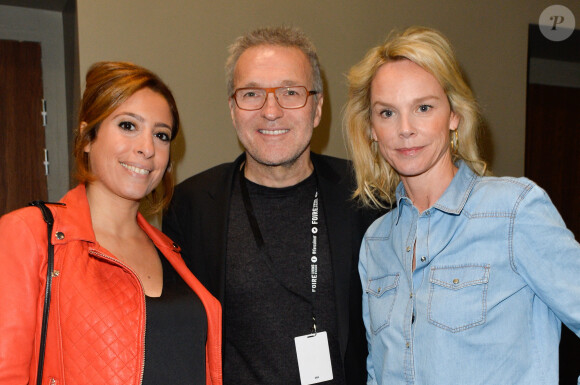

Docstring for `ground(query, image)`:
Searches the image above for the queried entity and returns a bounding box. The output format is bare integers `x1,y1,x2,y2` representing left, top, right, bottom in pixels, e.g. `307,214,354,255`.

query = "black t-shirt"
142,252,207,385
224,172,345,385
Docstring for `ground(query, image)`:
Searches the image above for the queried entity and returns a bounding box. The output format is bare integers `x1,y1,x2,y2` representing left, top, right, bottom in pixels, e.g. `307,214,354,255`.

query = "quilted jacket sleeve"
0,209,46,384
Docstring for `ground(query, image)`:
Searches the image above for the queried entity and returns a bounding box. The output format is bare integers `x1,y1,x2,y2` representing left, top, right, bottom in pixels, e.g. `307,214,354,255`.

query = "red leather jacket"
0,185,222,385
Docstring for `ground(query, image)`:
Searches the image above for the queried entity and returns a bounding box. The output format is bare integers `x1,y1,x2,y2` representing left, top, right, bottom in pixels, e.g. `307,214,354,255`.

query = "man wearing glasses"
164,26,380,385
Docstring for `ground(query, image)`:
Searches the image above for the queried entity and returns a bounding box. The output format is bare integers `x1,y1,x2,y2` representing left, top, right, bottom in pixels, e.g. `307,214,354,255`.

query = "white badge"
294,331,333,385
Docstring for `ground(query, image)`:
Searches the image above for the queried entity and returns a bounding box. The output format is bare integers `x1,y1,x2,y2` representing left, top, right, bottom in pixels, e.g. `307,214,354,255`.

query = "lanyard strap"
310,191,319,294
238,167,320,333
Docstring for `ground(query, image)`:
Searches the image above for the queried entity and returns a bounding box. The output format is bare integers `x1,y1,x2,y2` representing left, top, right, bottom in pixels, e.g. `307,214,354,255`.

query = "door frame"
526,24,580,385
0,4,76,201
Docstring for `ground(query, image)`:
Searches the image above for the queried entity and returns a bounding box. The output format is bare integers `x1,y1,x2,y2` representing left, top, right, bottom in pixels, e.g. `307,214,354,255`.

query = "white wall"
75,0,580,180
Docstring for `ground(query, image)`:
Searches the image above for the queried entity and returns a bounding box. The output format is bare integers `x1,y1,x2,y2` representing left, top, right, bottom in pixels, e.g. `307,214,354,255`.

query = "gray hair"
225,26,323,97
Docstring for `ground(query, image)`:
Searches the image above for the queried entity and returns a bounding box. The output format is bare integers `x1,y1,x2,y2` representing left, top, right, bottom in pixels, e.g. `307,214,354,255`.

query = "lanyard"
238,166,320,333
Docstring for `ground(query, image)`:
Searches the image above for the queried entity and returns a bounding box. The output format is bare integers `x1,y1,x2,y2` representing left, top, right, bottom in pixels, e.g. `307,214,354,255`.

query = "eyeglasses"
231,86,319,111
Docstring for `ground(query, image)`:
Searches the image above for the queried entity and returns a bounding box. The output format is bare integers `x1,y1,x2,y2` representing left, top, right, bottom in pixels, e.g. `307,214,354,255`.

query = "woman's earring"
450,130,459,153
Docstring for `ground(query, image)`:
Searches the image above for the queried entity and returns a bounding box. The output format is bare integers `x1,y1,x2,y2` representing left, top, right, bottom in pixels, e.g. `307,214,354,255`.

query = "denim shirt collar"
393,160,479,222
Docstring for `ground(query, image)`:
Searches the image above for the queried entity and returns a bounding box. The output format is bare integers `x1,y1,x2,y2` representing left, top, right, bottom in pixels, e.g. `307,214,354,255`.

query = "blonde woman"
345,26,580,385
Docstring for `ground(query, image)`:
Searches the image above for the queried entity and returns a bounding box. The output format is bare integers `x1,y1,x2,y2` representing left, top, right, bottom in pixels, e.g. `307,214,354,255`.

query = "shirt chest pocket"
366,273,400,334
428,264,490,333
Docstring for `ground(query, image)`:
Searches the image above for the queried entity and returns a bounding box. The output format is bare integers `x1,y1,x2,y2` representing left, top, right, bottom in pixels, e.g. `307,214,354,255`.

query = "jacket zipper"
88,249,146,385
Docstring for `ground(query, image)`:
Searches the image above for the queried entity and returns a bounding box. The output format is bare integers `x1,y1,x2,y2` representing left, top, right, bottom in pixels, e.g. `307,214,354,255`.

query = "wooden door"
0,39,46,216
526,84,580,235
525,83,580,384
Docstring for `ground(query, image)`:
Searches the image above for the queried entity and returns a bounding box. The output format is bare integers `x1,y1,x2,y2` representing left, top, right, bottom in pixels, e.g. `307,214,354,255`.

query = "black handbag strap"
29,200,63,385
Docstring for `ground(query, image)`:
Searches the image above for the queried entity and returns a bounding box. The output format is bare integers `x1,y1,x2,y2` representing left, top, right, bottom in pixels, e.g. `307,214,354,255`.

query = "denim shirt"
360,161,580,385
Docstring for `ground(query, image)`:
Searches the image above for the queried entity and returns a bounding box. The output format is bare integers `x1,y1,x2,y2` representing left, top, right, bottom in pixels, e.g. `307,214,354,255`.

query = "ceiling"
0,0,69,12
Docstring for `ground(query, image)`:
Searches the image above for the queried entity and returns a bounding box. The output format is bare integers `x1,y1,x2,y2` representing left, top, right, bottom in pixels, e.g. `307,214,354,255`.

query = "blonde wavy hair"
344,26,487,209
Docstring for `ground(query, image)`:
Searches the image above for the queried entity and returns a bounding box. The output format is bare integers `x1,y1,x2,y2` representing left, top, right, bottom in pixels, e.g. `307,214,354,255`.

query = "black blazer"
163,152,381,384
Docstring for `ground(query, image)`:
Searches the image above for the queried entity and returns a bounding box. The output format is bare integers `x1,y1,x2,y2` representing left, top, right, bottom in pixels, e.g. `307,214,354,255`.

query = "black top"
163,153,384,385
142,253,207,385
224,173,345,385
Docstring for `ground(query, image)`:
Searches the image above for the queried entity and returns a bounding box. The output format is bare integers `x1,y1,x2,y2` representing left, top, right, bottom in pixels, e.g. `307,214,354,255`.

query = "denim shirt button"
420,256,426,262
406,246,411,252
410,293,413,298
453,278,460,284
406,342,410,348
